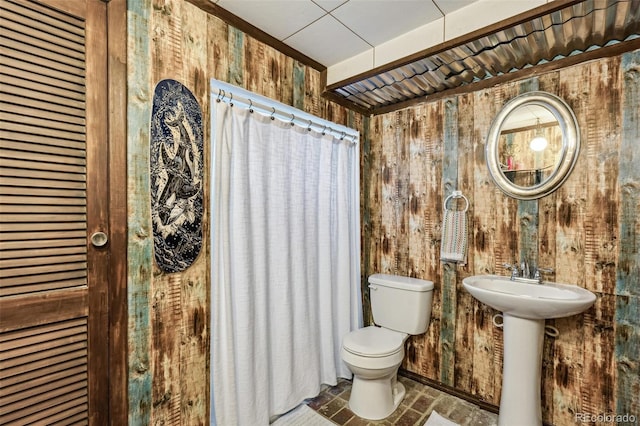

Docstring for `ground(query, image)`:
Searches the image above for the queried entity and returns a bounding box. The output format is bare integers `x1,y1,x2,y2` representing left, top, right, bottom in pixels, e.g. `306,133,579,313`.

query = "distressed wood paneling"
206,14,229,83
126,0,153,425
227,26,244,87
366,50,640,425
453,92,475,392
403,105,428,376
127,2,639,424
469,87,501,405
406,105,427,280
396,110,410,275
127,2,367,424
516,79,540,270
616,48,640,419
417,101,444,381
292,61,305,111
439,97,458,387
179,4,210,424
534,71,561,422
149,2,187,424
576,57,619,422
380,113,398,275
362,114,383,326
549,63,590,426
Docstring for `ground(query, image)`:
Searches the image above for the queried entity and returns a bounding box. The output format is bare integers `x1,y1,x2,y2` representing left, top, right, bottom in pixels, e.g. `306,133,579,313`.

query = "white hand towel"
440,208,468,265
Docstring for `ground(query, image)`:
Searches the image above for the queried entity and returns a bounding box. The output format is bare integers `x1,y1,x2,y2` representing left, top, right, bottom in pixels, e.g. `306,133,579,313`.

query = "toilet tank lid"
368,274,434,291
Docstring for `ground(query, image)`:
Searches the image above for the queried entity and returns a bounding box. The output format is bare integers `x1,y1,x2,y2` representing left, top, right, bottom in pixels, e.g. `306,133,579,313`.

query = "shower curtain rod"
210,79,359,144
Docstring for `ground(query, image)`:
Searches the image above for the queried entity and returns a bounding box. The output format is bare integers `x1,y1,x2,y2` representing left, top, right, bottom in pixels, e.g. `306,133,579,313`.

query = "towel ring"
443,191,469,212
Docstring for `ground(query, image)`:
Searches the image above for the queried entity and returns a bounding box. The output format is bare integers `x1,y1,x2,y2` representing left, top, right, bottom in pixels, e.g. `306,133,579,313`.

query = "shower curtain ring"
248,99,254,113
290,113,295,126
229,92,233,107
340,131,345,140
307,120,313,131
270,107,276,120
321,125,327,135
216,89,224,102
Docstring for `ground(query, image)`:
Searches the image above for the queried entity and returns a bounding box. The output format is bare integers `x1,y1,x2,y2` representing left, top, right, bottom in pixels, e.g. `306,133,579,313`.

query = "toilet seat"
343,326,406,358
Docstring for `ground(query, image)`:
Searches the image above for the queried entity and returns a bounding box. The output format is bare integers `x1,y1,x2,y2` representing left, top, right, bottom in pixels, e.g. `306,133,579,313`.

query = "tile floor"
307,375,498,426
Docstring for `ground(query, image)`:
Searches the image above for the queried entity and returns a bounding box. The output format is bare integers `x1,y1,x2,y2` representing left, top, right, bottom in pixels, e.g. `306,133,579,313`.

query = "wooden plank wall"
364,51,640,425
127,2,638,424
126,1,365,424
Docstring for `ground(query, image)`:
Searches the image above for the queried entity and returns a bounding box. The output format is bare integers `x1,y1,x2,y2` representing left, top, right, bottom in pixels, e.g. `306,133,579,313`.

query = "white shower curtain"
211,100,361,426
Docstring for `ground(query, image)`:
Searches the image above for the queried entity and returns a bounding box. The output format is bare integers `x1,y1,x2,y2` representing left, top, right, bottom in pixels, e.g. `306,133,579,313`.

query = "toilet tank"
368,274,434,335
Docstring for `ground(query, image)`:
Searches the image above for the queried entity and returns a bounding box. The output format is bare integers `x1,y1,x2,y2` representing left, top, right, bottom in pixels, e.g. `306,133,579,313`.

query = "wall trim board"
400,369,499,415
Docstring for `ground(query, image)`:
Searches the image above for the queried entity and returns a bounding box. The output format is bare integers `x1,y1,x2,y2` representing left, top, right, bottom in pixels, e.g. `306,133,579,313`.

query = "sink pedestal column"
498,314,545,426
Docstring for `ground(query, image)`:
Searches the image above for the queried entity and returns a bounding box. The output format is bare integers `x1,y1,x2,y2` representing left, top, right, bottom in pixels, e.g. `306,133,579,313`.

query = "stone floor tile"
308,391,334,410
445,401,476,423
394,408,423,426
319,397,347,418
309,376,497,426
466,407,498,425
333,407,356,425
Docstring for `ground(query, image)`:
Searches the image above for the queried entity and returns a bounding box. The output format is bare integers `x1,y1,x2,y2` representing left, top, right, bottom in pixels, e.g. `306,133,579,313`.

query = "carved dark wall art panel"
151,79,203,273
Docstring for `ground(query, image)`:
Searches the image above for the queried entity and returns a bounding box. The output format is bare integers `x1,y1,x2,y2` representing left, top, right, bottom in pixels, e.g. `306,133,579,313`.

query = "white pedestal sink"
462,275,596,426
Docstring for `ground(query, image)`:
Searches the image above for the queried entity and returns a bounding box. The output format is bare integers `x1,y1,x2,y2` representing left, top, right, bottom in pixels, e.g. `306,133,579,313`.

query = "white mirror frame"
486,91,580,200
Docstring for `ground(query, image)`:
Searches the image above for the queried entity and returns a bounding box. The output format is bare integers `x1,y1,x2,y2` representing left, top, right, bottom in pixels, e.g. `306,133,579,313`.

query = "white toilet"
341,273,434,420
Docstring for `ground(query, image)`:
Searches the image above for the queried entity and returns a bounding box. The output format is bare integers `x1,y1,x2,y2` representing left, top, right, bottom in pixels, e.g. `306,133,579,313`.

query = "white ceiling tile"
313,0,348,12
433,0,478,15
331,0,443,46
284,14,372,66
216,0,327,40
217,0,544,77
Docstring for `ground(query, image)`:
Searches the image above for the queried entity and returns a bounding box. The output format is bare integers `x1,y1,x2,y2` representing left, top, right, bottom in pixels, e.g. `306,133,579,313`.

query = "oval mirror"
486,91,580,200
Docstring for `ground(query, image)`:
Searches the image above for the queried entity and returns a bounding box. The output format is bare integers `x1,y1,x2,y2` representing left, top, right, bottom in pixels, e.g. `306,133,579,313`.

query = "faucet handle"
502,262,520,279
533,267,554,282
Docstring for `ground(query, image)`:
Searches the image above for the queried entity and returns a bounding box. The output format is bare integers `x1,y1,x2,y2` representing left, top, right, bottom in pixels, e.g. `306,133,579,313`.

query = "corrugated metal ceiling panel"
327,0,640,114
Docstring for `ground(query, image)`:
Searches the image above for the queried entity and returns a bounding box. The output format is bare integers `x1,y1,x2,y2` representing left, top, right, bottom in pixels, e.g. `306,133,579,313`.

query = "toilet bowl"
341,326,408,420
341,274,433,421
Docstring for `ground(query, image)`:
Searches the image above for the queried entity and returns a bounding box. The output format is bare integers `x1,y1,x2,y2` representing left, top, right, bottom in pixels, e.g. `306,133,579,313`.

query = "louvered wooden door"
0,0,109,424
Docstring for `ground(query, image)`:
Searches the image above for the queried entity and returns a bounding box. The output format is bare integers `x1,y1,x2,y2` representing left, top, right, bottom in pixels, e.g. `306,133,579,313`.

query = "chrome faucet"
533,267,554,283
503,260,553,284
503,262,520,280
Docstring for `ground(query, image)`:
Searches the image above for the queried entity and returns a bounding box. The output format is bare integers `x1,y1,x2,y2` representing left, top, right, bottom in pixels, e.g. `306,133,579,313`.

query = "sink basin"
463,275,597,425
462,275,596,319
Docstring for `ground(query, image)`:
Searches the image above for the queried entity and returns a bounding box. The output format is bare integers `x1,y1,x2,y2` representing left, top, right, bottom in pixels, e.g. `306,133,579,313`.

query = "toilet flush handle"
368,284,378,291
